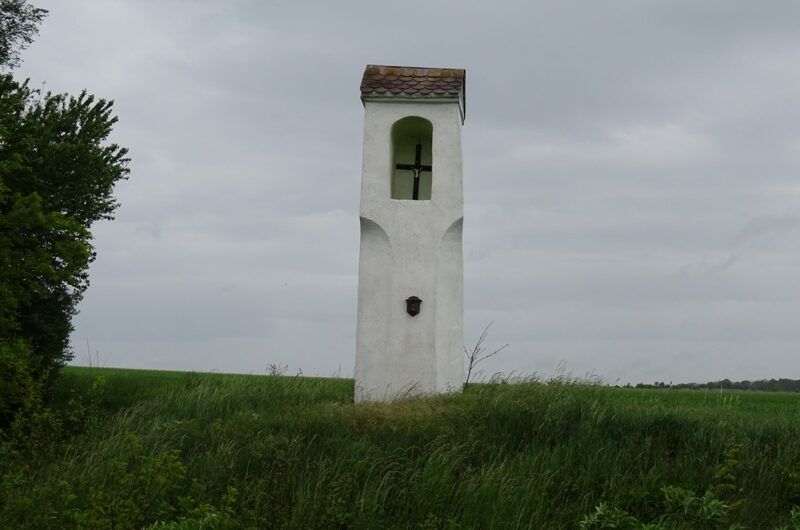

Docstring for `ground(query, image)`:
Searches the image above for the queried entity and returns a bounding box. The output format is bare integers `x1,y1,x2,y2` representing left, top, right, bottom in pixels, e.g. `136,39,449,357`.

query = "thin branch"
464,321,509,387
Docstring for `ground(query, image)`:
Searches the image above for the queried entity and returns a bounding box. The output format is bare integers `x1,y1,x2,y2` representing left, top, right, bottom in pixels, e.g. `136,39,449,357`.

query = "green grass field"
3,366,800,529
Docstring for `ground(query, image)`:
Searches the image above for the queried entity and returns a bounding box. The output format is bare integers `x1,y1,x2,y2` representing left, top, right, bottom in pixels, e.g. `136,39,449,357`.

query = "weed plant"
2,368,800,529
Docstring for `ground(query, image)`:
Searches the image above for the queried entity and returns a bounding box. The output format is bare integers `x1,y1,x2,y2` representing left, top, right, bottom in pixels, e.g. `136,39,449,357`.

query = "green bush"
0,339,36,425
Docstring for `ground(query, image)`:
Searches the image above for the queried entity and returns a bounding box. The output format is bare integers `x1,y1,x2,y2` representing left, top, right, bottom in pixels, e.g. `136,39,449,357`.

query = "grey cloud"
16,0,800,383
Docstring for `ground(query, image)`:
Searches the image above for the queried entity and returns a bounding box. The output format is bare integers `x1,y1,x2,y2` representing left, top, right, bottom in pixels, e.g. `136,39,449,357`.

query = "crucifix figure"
395,143,432,200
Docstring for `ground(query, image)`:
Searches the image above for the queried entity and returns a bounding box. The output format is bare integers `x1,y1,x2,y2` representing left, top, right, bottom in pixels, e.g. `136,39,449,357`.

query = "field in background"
55,366,353,412
57,366,800,420
4,366,800,529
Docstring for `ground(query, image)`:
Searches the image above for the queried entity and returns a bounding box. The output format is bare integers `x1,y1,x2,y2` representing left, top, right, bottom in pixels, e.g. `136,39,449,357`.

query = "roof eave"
360,94,466,124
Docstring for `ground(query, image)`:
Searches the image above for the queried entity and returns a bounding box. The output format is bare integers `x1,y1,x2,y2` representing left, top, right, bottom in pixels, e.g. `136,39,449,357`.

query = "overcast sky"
17,0,800,384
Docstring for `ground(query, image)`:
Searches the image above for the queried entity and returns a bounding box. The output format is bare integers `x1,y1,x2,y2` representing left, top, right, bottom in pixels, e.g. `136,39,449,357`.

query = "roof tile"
360,64,466,117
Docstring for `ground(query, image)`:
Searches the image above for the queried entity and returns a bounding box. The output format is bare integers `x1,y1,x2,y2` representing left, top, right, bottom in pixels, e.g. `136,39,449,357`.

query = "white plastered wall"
355,98,464,402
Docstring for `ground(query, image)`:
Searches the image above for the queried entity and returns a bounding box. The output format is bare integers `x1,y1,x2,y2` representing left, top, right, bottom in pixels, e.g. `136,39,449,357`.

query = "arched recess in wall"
391,116,433,200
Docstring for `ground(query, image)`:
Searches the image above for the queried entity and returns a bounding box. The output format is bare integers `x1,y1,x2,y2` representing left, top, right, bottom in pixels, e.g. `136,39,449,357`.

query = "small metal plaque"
406,296,421,317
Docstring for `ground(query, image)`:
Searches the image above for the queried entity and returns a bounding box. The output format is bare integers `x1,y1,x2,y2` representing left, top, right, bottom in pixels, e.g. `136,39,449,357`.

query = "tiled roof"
360,65,466,116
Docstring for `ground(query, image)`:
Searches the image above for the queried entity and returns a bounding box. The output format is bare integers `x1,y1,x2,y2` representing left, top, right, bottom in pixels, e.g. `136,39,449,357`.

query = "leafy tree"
0,2,129,426
0,79,130,226
0,182,93,376
0,0,46,70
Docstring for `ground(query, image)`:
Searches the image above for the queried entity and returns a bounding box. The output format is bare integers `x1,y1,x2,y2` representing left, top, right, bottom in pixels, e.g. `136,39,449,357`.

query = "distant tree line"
630,378,800,393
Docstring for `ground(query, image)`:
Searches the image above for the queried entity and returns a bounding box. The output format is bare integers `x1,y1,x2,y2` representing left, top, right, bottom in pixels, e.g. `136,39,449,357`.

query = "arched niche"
391,116,433,200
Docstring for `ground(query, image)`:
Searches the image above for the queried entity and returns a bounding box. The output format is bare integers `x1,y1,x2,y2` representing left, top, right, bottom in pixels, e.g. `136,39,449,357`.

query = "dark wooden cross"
395,143,432,200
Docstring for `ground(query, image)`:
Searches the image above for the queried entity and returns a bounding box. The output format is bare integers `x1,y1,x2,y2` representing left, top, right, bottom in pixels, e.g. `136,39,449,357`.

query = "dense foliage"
0,1,129,426
1,369,799,529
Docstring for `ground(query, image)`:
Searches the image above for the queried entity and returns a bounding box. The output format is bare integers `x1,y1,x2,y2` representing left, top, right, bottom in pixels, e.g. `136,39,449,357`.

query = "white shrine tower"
355,65,466,402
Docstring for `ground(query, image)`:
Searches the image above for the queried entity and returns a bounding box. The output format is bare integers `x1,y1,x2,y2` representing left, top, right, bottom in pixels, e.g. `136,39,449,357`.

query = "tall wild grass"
2,368,799,529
